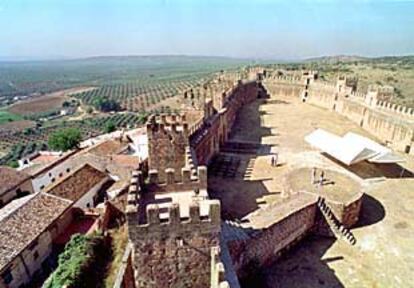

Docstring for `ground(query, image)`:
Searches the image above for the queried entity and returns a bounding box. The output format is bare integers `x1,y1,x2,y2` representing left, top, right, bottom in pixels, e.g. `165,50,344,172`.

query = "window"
59,173,63,177
40,185,45,190
48,173,52,177
1,268,13,285
66,168,71,173
51,178,55,183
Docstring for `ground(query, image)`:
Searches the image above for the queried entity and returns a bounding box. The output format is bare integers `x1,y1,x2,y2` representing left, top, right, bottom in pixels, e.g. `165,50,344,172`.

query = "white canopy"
305,129,404,166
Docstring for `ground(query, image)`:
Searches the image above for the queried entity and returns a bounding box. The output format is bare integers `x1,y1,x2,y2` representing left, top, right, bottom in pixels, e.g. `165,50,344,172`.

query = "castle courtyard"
208,91,414,288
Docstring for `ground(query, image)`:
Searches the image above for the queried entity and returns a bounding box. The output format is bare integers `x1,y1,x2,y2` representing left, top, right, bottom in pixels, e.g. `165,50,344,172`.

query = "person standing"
271,156,275,167
274,152,278,167
319,170,325,186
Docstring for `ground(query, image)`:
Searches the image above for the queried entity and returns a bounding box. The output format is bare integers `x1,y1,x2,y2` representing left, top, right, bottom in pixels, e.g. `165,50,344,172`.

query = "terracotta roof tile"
44,164,108,202
0,167,31,196
0,193,71,271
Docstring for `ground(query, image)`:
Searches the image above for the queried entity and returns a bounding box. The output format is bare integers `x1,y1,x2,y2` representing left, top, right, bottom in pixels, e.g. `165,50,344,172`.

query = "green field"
0,110,23,124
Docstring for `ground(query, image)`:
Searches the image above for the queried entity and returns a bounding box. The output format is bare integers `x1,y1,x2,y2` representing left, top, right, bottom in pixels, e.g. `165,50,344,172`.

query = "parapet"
374,100,414,118
146,113,189,136
211,247,230,288
146,165,208,192
127,198,221,240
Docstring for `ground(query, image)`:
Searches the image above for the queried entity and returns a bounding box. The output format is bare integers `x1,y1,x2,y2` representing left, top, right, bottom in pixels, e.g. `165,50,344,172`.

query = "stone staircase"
317,197,356,245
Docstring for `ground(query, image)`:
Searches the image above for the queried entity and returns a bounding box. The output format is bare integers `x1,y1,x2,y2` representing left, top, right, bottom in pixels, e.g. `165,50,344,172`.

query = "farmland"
0,110,23,125
0,56,253,166
0,112,150,166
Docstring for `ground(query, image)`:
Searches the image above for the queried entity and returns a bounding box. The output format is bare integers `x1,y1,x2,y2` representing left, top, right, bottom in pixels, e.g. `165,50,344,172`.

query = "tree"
104,120,116,133
48,128,82,151
91,96,120,112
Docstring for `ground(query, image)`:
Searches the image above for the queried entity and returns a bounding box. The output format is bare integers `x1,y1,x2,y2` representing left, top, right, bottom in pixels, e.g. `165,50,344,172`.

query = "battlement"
266,75,304,84
146,113,189,135
146,165,207,192
128,199,220,227
211,247,230,288
374,100,414,118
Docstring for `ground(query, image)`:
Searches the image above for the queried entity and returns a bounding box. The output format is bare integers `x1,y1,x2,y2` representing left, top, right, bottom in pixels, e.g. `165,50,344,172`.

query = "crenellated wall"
146,114,189,181
262,72,414,155
190,81,260,165
126,169,221,288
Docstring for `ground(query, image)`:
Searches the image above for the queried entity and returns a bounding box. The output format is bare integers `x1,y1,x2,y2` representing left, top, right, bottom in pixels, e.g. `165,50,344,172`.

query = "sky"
0,0,414,60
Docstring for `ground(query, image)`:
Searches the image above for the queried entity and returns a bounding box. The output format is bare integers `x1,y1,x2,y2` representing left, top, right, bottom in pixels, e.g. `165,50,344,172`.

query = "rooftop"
44,164,108,202
0,166,31,196
0,193,71,271
86,139,129,157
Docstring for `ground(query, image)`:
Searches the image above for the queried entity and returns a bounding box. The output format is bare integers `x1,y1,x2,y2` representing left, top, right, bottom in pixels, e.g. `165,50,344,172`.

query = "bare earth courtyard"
209,92,414,288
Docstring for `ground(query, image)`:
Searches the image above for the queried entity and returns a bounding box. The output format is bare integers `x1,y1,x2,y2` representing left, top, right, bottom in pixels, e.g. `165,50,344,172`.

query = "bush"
44,233,106,288
48,128,82,151
104,120,116,133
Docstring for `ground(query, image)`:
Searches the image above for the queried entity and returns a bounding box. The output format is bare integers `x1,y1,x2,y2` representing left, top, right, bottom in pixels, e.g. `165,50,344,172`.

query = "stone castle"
123,67,413,288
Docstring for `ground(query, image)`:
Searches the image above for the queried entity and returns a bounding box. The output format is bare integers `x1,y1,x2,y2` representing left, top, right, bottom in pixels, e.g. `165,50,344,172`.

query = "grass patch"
0,110,23,124
104,225,128,288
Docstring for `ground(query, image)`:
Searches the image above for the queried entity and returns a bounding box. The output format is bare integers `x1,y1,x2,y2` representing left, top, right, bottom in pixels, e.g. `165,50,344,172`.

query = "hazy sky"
0,0,413,60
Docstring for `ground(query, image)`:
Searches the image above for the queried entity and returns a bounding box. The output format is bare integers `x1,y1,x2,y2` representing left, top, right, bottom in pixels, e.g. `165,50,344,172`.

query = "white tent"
305,129,404,166
342,132,404,164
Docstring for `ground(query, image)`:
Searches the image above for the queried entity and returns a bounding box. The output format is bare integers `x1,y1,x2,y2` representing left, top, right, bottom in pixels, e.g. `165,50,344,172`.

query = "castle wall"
262,80,304,99
262,76,414,155
227,203,317,279
190,81,259,165
127,200,221,288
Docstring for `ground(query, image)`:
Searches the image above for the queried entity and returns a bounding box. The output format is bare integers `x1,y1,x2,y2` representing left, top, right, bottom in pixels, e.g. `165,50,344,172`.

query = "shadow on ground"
322,153,414,179
208,89,387,288
354,194,386,228
249,236,346,288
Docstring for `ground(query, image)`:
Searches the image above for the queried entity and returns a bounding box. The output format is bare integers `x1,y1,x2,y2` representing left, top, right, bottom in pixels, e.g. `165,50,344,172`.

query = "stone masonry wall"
227,203,317,279
127,201,221,288
262,75,414,155
147,114,189,181
190,81,259,165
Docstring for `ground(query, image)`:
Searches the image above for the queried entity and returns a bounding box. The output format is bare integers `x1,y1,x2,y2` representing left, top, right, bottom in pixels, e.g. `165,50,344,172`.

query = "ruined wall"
324,197,362,228
227,203,317,279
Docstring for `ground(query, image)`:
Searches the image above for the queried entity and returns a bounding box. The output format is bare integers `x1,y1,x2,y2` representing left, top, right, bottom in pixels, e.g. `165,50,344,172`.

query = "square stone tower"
126,167,222,288
146,114,189,182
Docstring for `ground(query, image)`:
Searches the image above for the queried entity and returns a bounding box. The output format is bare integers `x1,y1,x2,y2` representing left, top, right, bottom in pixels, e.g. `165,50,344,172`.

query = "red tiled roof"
0,193,71,271
0,166,31,196
44,164,108,202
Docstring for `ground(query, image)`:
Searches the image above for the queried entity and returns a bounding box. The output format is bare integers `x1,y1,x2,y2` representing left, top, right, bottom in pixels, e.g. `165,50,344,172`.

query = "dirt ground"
209,92,414,287
7,86,95,115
